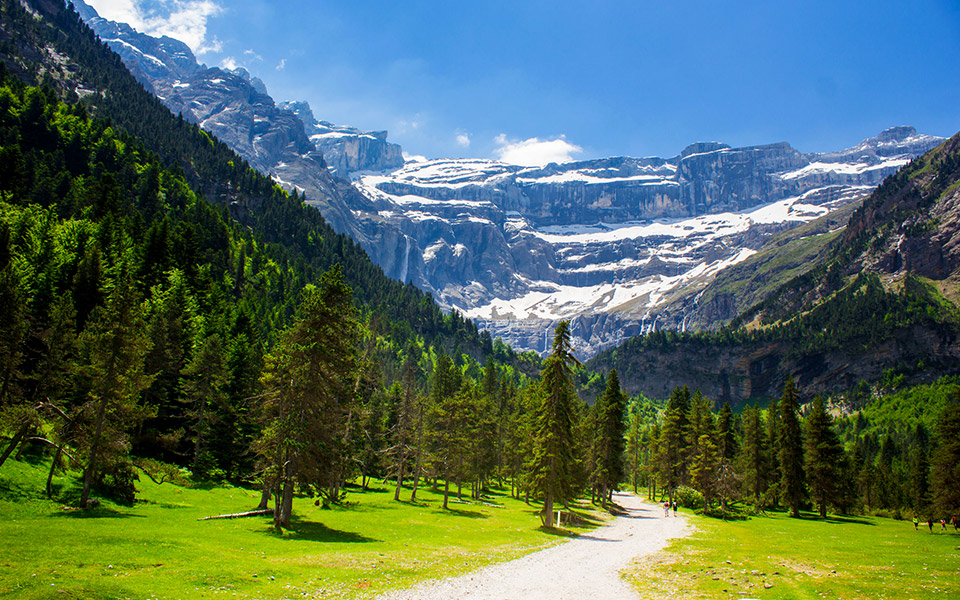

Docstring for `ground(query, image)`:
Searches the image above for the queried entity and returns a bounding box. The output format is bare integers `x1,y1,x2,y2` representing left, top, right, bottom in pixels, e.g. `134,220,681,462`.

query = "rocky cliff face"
354,128,942,356
590,132,960,404
592,324,960,407
75,0,945,357
278,101,403,175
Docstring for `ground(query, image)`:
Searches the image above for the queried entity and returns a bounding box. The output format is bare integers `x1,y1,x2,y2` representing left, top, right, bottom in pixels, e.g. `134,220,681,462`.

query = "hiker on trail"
914,516,919,531
672,501,678,517
663,502,669,517
928,517,934,532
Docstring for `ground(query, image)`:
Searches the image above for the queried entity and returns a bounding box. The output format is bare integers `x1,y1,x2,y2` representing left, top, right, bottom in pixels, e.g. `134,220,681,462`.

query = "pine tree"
591,370,627,507
737,404,766,503
531,321,578,527
717,401,738,461
180,333,228,476
764,394,781,508
804,395,843,518
777,378,805,518
658,385,691,501
256,265,360,528
910,424,932,514
625,411,643,494
932,395,960,514
689,411,720,512
77,261,154,507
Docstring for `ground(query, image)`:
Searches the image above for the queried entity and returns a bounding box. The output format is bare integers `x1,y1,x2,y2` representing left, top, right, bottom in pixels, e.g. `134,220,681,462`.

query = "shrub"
675,485,705,509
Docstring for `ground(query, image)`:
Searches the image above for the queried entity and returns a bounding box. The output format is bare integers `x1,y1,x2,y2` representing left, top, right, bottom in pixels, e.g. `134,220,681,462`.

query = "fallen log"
198,509,274,521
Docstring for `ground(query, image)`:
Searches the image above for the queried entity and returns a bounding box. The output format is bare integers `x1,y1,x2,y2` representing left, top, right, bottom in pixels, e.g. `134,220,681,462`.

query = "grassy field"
0,457,601,599
626,507,960,600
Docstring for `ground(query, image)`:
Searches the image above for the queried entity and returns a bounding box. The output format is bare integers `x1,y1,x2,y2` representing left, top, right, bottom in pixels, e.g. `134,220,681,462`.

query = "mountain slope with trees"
0,1,636,534
591,132,960,404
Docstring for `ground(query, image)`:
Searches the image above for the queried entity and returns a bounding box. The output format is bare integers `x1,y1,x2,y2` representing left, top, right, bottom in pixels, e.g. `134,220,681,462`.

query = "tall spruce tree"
658,385,691,501
625,411,643,494
737,404,766,503
78,261,154,507
531,321,578,526
804,395,843,518
591,370,627,506
932,395,960,514
689,409,720,512
910,424,932,514
717,401,738,461
256,265,361,528
777,378,806,518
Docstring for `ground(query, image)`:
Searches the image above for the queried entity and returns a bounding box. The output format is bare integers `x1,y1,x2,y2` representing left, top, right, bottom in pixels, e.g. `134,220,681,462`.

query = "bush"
675,485,705,509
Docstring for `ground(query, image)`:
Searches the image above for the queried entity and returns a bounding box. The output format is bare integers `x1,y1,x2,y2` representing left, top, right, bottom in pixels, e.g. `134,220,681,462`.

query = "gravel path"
375,492,691,600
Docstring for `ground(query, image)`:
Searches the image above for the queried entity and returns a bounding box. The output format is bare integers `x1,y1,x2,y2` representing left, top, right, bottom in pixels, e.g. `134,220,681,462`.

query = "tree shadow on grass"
823,514,876,526
267,520,379,543
49,507,143,519
536,525,579,538
432,506,488,519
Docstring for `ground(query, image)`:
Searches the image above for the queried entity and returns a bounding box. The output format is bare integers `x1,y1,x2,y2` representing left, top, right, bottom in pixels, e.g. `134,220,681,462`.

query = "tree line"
625,378,960,521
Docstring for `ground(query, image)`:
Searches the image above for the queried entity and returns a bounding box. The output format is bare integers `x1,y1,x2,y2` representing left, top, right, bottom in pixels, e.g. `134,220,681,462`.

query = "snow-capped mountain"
354,128,942,353
74,0,945,356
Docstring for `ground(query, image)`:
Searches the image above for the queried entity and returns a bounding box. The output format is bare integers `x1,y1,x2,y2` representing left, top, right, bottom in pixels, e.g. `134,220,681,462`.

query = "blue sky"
85,0,960,164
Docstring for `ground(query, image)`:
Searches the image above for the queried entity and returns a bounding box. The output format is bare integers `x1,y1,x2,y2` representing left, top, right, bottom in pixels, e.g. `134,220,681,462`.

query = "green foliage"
804,396,844,517
589,370,627,504
673,485,704,510
256,265,362,526
932,396,960,513
531,321,579,525
777,378,805,517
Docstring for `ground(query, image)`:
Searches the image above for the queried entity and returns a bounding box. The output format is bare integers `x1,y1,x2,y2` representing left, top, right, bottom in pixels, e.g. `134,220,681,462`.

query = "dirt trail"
375,492,690,600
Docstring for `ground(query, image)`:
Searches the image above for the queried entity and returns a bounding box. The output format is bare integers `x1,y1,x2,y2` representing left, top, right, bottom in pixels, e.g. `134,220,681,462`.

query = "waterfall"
398,235,410,283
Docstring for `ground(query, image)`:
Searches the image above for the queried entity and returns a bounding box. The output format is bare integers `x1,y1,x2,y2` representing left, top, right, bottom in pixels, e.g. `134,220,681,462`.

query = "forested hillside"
0,0,501,361
0,0,644,532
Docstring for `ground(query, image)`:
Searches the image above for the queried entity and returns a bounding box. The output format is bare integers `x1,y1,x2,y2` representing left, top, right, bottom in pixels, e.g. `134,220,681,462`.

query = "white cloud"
243,49,262,62
455,132,471,148
85,0,224,55
220,56,238,71
493,134,583,166
275,58,286,71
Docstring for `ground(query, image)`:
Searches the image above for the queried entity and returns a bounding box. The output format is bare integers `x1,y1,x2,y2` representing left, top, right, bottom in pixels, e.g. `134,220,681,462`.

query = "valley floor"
375,492,690,600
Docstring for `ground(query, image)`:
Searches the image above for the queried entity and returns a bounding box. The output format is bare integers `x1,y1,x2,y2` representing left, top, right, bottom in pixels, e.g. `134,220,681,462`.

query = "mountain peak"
679,141,731,158
876,125,918,143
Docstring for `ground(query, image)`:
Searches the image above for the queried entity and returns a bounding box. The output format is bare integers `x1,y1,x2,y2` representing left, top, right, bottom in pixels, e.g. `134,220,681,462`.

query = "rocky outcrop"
278,101,403,175
591,324,960,407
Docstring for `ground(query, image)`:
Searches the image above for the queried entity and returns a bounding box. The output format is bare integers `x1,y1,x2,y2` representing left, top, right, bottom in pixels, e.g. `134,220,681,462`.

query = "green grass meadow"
626,508,960,600
0,458,601,599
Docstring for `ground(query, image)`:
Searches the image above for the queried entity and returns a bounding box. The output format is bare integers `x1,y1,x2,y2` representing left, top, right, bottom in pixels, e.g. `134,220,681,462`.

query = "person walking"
913,515,919,531
663,502,669,517
672,501,678,517
928,517,934,532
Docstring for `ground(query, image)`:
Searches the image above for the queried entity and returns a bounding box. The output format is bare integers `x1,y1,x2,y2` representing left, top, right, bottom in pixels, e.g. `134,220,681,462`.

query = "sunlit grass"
626,507,960,600
0,457,601,599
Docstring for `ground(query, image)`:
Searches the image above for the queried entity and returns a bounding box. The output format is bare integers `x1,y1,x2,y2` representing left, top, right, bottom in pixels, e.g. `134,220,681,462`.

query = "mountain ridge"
589,131,960,403
69,0,944,356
